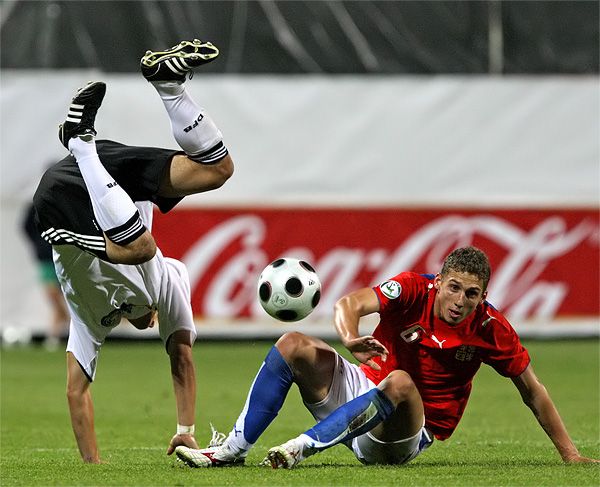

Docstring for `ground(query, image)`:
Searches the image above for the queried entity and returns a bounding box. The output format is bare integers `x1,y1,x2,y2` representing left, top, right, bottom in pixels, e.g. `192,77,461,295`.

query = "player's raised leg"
141,39,234,198
59,82,156,264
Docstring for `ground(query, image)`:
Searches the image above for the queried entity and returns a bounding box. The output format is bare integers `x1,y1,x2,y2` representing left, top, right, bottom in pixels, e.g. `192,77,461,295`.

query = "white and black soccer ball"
257,257,321,322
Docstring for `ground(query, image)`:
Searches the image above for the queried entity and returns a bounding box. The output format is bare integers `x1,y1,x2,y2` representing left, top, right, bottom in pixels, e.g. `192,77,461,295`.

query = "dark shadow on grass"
259,459,567,469
393,459,565,468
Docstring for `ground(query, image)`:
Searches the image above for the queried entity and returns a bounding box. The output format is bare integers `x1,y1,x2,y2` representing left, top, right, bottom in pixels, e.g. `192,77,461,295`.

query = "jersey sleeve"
372,272,421,314
481,310,530,377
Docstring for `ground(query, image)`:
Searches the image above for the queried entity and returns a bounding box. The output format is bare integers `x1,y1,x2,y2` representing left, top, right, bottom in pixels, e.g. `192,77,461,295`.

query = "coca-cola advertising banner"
152,208,599,324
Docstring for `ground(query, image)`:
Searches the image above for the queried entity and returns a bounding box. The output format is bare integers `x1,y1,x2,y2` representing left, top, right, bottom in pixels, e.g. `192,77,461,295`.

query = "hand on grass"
563,454,600,464
83,457,104,464
167,433,199,455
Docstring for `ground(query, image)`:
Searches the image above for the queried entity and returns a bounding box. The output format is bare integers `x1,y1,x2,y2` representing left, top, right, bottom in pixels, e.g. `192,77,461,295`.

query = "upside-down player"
32,39,233,463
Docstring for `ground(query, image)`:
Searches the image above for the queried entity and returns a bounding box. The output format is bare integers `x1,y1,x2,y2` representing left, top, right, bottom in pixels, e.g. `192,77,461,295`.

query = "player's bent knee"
379,370,418,405
185,153,234,191
275,331,315,362
207,154,234,190
217,154,234,182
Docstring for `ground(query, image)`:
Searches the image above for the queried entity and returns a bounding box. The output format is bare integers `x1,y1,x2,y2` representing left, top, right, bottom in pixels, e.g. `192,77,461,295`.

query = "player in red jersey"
175,246,598,468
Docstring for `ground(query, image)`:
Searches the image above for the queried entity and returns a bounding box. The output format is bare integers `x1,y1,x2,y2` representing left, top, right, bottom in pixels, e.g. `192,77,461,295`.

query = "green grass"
1,339,598,486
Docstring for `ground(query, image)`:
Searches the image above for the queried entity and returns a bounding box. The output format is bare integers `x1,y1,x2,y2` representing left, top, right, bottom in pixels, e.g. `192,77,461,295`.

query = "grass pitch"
1,339,598,486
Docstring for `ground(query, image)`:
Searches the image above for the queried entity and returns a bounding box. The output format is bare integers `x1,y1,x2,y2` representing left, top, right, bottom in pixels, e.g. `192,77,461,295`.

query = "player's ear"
481,290,488,303
434,274,442,290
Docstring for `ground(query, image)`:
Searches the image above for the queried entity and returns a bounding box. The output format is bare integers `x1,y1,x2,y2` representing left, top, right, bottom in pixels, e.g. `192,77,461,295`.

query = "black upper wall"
1,0,597,74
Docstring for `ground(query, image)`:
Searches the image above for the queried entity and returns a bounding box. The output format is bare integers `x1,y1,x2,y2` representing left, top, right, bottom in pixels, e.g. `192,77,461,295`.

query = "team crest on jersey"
380,280,401,299
455,345,476,362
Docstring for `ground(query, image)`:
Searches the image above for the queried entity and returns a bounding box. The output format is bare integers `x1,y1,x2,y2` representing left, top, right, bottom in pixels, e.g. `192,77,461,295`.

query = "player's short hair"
440,246,491,290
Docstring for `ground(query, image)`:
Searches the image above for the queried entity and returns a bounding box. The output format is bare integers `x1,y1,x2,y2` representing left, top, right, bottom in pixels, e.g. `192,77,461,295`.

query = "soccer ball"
257,257,321,322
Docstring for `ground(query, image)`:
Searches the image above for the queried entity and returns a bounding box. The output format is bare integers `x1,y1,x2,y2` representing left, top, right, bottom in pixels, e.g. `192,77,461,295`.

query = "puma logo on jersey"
482,311,497,328
431,334,447,349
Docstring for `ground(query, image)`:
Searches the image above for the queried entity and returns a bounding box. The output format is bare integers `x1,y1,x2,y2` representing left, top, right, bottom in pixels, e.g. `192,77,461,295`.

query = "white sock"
223,430,252,458
151,81,228,163
69,137,143,243
296,434,316,459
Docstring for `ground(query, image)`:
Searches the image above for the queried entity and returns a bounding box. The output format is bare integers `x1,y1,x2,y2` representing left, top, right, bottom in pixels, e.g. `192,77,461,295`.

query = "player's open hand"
345,335,389,370
563,454,600,464
167,433,199,455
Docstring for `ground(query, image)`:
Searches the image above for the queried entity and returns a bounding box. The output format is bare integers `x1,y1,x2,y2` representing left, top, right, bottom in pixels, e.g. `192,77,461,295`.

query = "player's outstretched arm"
511,364,599,463
66,353,101,463
166,330,199,455
334,288,389,370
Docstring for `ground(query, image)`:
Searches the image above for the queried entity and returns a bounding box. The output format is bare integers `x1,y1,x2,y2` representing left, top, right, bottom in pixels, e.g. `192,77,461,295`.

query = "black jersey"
22,202,53,262
33,140,184,261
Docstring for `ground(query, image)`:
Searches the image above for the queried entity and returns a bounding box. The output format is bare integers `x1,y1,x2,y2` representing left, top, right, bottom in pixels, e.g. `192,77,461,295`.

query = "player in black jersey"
34,39,233,264
32,39,232,464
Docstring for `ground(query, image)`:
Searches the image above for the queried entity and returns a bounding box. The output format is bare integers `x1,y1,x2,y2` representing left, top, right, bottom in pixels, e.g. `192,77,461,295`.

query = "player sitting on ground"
174,247,598,468
32,39,232,463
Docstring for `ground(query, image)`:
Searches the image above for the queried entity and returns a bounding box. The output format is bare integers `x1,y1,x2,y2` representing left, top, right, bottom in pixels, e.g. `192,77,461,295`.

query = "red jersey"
361,272,530,441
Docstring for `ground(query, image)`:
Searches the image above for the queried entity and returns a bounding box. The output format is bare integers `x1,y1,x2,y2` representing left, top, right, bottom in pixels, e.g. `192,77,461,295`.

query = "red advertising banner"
152,208,599,323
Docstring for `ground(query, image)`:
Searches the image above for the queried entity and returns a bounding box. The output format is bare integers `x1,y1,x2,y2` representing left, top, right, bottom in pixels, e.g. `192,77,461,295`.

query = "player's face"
433,271,486,325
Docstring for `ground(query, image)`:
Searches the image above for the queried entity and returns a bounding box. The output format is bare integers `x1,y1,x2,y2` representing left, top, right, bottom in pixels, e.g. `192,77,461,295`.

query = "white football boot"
175,425,245,468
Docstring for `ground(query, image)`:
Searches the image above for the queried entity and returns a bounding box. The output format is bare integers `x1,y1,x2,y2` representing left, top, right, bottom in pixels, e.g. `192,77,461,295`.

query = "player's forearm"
526,385,580,461
171,352,196,426
334,288,381,348
67,391,100,463
334,295,363,346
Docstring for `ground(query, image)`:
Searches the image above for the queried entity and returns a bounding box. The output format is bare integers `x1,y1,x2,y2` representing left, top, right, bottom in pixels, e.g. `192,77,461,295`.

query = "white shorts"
304,353,433,465
59,244,196,381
